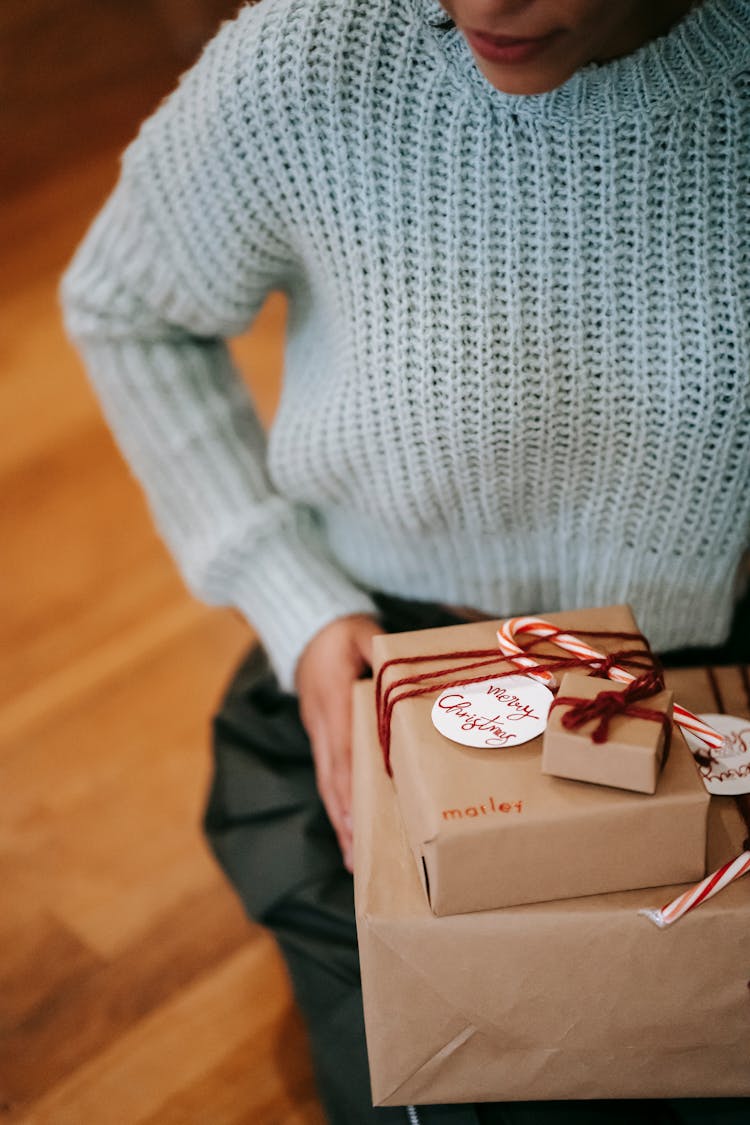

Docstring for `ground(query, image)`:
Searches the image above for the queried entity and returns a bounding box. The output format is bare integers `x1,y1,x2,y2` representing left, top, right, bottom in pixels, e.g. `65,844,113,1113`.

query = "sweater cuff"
212,522,378,692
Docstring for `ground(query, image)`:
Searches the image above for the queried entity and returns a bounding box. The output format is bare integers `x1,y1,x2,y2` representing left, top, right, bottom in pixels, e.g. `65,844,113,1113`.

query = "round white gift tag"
431,675,554,750
683,714,750,796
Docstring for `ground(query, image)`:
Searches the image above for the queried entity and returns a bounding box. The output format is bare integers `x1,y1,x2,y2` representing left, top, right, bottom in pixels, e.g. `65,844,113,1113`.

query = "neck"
594,0,698,63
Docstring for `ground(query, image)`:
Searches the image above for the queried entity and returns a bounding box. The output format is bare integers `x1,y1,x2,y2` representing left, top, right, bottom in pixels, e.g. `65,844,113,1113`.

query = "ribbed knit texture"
62,0,750,690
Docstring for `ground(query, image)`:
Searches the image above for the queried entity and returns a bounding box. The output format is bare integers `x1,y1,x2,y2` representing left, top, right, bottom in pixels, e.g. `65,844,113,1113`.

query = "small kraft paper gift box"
352,680,750,1107
542,671,673,794
372,604,709,916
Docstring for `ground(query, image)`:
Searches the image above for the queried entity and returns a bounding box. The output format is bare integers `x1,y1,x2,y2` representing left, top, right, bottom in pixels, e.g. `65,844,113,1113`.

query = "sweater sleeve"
60,6,377,692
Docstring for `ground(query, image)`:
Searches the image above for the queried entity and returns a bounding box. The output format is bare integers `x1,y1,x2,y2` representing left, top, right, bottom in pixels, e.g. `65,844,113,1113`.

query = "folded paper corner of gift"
379,1023,479,1106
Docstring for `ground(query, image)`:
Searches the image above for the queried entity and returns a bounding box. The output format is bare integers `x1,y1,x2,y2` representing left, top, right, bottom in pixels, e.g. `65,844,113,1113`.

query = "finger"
316,760,352,871
308,712,353,867
306,670,355,816
325,688,354,826
300,694,341,822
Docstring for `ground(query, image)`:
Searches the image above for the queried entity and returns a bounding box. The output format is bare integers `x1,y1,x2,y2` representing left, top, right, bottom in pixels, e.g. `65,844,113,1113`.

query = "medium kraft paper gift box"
542,671,673,794
352,680,750,1106
371,605,709,915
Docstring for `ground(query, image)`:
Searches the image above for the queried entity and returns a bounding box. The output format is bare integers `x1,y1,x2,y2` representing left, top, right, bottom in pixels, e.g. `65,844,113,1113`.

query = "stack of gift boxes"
352,605,750,1107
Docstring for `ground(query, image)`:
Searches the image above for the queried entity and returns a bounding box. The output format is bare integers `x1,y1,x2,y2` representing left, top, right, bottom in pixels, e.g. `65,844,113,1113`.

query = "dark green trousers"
204,594,749,1125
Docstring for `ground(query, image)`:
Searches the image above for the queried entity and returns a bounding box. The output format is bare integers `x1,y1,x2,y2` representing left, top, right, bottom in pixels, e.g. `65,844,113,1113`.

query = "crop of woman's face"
439,0,689,95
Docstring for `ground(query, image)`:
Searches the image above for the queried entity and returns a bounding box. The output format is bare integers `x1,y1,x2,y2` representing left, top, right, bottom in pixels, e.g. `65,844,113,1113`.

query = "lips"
464,27,560,65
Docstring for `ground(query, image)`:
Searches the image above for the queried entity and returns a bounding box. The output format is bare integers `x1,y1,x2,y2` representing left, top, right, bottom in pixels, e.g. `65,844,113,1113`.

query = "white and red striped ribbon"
639,850,750,928
496,615,724,752
495,615,750,926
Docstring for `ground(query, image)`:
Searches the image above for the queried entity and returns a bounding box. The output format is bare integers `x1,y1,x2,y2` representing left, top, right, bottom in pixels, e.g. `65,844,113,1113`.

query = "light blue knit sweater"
62,0,750,689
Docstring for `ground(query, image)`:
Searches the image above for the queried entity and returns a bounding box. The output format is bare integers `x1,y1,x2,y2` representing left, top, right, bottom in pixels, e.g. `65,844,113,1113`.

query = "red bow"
552,670,671,754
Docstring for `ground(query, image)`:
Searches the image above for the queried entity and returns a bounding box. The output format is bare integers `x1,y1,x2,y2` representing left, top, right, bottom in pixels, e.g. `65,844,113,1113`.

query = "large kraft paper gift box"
372,605,709,915
352,680,750,1106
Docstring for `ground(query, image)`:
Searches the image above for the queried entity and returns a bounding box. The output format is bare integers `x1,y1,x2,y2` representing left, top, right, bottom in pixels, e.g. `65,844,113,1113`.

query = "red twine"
550,668,672,765
375,628,663,775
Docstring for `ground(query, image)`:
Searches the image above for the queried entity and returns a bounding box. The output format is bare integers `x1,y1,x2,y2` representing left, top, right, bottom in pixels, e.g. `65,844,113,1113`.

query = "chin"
474,58,577,96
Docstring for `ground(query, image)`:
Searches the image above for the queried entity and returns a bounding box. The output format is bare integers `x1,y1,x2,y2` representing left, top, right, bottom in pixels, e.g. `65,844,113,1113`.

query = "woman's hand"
295,614,385,872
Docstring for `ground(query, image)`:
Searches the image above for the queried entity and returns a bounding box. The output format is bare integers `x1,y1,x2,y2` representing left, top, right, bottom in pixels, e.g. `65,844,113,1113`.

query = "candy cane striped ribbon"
639,850,750,928
496,615,750,926
496,616,724,751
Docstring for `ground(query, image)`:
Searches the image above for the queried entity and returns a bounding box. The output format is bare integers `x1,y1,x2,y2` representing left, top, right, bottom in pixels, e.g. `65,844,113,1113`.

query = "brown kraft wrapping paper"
352,679,750,1107
542,671,673,794
372,605,709,915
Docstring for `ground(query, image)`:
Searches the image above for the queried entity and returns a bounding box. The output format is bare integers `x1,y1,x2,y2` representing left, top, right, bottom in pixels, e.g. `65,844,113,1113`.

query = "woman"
62,0,750,1119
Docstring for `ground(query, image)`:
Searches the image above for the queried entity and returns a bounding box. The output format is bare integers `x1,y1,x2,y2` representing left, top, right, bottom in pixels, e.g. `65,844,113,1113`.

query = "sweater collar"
412,0,750,120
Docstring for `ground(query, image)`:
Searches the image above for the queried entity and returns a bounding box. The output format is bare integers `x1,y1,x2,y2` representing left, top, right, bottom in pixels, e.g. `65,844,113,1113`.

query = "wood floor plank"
0,424,182,713
0,881,252,1109
1,0,240,200
136,1007,326,1125
1,150,121,295
0,594,206,745
230,294,287,427
0,7,321,1121
0,293,98,479
0,611,249,957
0,914,100,1037
8,938,298,1125
0,609,245,818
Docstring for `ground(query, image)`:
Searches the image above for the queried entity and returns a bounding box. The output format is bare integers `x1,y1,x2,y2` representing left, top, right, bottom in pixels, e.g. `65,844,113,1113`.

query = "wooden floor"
1,2,325,1121
3,4,749,1123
